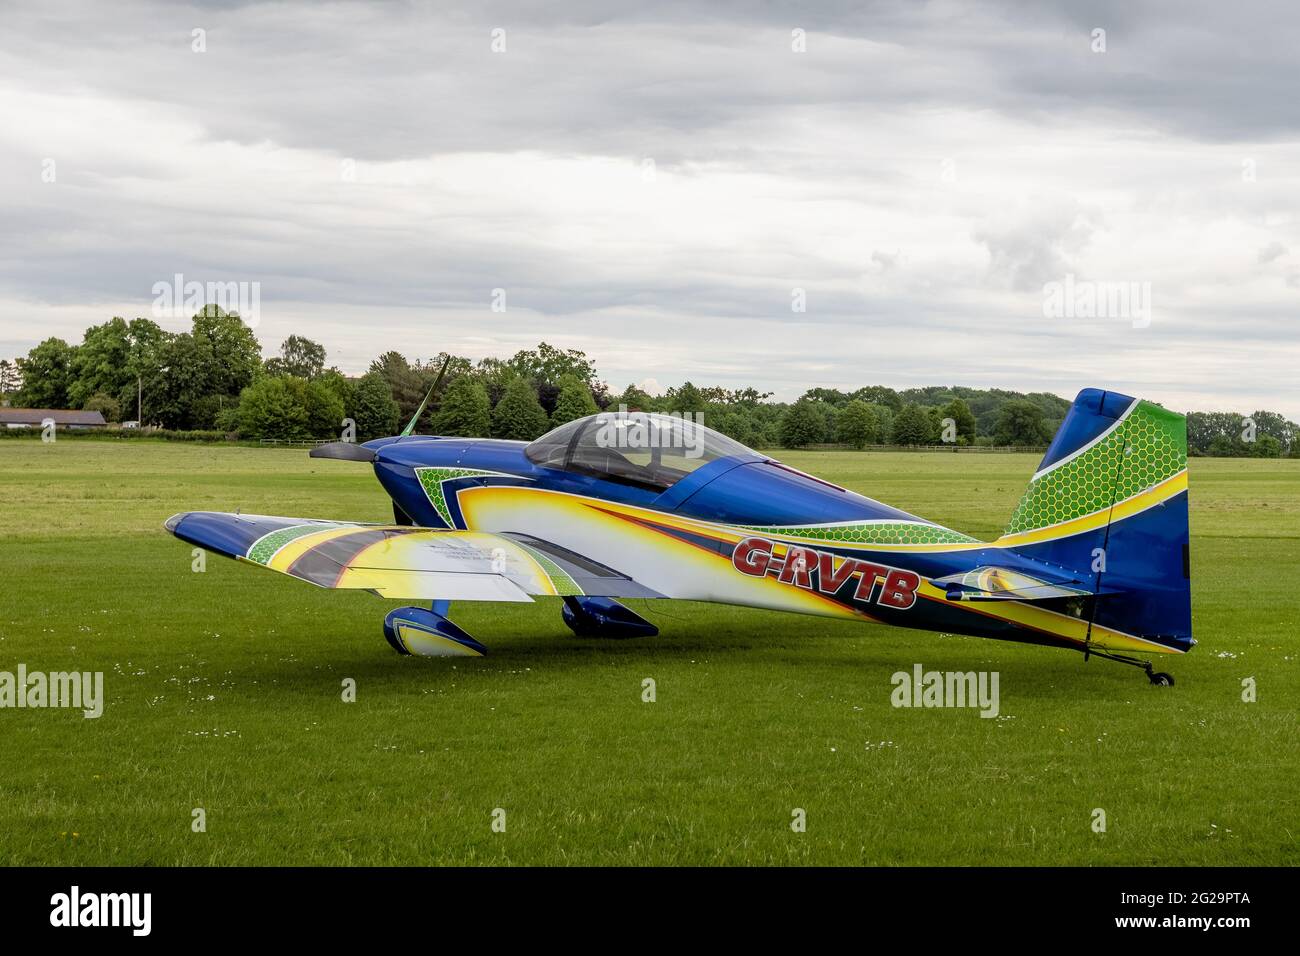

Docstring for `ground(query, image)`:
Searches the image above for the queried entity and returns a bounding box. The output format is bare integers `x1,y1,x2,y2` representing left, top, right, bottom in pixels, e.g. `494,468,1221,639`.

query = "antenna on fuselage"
400,355,453,437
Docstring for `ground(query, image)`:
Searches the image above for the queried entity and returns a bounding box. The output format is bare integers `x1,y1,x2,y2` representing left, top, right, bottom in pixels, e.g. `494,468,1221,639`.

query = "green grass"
0,440,1296,865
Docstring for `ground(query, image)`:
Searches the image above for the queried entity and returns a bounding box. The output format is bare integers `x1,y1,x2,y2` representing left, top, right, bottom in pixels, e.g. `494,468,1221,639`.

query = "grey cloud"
1,0,1297,419
1258,241,1287,263
972,201,1100,292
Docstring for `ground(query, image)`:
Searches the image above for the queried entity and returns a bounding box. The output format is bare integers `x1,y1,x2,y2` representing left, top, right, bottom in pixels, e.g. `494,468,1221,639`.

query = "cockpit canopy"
525,412,756,492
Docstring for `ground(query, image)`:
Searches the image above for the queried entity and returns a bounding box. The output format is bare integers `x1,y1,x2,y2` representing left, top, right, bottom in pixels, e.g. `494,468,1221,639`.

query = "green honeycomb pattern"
735,522,977,546
248,524,334,564
1004,400,1187,536
415,468,503,527
515,542,583,596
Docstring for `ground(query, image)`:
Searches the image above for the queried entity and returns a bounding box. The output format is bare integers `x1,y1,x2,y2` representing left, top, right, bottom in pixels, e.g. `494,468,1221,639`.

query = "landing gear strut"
1084,645,1174,686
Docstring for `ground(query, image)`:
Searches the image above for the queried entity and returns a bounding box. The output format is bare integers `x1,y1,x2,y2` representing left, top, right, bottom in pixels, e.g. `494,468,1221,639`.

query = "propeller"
401,354,453,437
310,442,377,462
310,355,453,462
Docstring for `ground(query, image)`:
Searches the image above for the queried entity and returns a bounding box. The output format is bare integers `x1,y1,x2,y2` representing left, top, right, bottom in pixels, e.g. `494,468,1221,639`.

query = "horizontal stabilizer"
931,566,1122,602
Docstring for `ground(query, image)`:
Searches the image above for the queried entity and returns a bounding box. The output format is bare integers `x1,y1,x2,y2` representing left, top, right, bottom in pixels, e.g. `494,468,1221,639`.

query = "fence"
257,438,334,448
762,442,1049,454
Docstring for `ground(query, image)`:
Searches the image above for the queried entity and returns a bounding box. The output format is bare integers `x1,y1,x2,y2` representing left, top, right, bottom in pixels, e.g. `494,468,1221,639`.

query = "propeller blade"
401,355,453,437
310,442,377,463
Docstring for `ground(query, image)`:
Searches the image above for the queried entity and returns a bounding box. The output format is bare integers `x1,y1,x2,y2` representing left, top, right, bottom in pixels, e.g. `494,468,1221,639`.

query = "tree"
316,369,355,414
852,385,903,412
237,377,309,440
700,385,772,406
1253,434,1283,458
1246,410,1297,453
491,376,549,441
780,400,825,448
891,403,936,445
939,398,977,444
303,379,346,439
800,387,851,407
611,383,655,412
433,377,492,437
370,351,437,428
1206,434,1239,457
994,399,1052,446
143,307,258,428
15,338,77,408
351,371,402,440
83,392,122,423
68,317,134,411
508,342,598,388
507,342,601,415
266,335,327,380
152,332,213,429
475,357,515,406
837,400,880,449
187,394,238,430
710,408,762,448
662,381,708,416
872,405,894,445
550,374,599,426
214,404,241,435
0,359,22,399
822,403,839,443
370,350,420,405
123,318,170,421
191,306,262,398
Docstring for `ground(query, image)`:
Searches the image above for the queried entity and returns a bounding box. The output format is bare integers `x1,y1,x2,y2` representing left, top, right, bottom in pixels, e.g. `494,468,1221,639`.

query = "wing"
166,512,662,602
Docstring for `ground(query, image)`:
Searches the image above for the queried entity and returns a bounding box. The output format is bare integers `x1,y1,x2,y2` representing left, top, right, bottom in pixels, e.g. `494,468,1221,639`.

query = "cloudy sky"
1,0,1297,416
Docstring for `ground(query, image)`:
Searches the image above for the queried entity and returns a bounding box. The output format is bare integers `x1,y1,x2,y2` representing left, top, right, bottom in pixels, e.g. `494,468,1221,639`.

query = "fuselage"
356,433,1157,656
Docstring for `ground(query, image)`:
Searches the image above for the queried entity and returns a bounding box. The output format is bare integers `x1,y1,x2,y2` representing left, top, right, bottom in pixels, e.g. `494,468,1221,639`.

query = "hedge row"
0,427,235,443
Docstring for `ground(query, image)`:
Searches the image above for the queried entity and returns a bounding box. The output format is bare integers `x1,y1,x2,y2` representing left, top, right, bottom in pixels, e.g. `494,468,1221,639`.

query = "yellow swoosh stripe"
915,581,1181,655
265,525,374,573
992,470,1188,549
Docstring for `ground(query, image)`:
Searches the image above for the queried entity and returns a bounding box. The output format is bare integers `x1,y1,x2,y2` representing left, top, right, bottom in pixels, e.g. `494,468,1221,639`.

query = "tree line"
1,307,1295,456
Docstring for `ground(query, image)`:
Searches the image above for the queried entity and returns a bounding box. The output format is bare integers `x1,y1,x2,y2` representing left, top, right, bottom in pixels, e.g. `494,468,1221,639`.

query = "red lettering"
879,569,920,609
818,552,857,594
851,561,887,602
732,537,772,576
732,538,919,612
778,547,815,589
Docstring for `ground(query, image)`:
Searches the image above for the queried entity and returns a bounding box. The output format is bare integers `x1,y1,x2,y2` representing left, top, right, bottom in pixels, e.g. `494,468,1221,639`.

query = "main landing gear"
382,596,658,656
383,601,487,657
1085,645,1175,686
561,596,659,639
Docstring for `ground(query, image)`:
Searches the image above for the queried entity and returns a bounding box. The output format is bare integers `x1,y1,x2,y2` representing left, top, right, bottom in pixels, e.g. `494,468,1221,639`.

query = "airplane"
166,378,1193,685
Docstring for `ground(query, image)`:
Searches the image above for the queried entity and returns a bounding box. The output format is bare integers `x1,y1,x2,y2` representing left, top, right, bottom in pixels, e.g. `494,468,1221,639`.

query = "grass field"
1,439,1296,866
